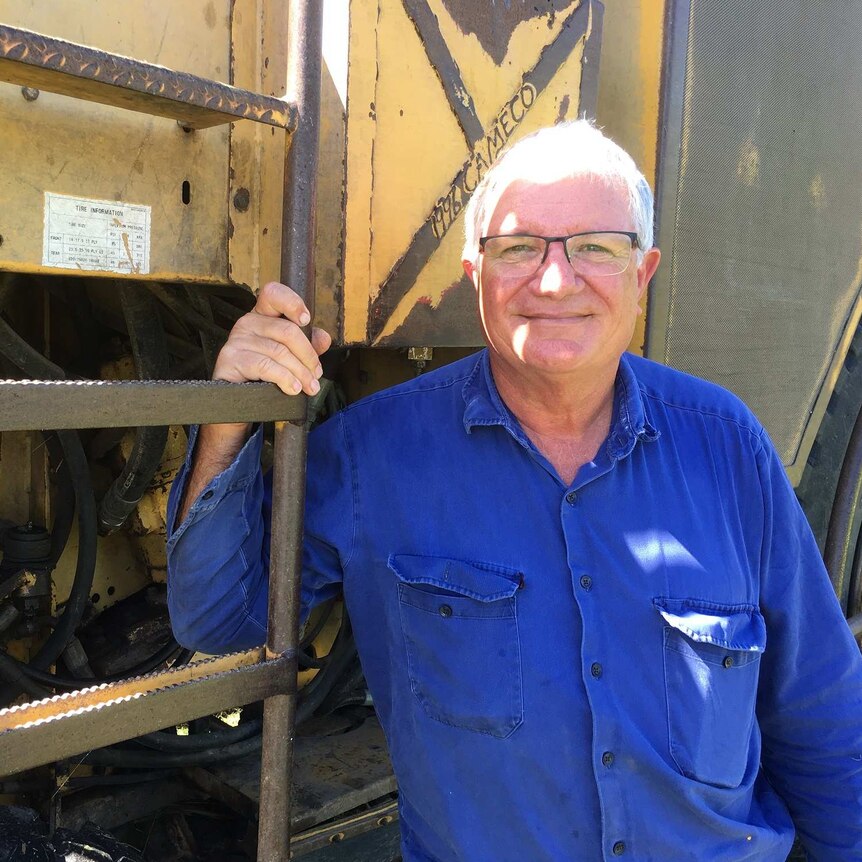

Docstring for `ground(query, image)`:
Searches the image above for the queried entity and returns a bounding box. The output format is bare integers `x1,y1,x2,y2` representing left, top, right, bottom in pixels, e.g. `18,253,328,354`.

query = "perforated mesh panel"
650,0,862,465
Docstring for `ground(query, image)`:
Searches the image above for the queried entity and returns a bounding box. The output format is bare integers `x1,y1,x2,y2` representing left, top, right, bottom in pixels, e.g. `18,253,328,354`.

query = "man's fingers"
311,327,332,357
235,314,322,372
217,333,322,396
253,281,311,326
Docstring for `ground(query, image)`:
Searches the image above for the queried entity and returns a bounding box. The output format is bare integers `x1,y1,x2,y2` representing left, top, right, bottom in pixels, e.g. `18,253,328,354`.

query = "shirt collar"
461,349,659,460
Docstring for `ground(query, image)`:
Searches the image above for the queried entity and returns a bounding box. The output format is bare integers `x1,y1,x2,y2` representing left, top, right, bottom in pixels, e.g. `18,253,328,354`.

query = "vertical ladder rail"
258,0,323,858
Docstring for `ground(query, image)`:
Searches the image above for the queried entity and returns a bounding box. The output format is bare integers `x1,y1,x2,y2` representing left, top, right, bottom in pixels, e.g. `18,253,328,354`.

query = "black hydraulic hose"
43,432,75,568
133,718,263,752
98,284,170,534
0,297,98,702
84,733,263,768
143,283,230,341
0,651,50,700
21,641,183,689
296,616,357,726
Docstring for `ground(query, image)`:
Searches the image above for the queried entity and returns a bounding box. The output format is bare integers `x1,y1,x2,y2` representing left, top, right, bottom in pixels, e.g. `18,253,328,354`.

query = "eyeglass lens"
483,233,635,275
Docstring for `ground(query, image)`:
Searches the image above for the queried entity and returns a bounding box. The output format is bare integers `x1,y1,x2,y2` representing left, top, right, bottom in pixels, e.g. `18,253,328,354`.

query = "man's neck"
489,355,618,484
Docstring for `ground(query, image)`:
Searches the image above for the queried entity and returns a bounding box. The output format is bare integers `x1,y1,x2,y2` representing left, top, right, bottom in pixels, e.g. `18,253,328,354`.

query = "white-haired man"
167,121,862,861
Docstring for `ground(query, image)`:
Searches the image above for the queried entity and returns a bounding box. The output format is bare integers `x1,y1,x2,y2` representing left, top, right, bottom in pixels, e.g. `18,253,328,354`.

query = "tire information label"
42,193,151,275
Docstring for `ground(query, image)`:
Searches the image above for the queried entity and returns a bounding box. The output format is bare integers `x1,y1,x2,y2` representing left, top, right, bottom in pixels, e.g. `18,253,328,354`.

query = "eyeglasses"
478,231,641,276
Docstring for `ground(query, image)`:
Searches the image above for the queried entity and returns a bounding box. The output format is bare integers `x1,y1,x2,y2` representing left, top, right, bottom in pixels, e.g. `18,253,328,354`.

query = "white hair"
462,119,654,263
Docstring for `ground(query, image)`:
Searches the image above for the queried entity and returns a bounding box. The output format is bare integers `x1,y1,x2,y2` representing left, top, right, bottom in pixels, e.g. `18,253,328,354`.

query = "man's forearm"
177,422,252,525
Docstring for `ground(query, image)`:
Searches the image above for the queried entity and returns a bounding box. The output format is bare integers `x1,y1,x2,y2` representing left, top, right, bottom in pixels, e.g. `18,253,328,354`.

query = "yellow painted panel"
380,33,589,339
343,0,379,342
367,0,466,294
228,0,288,291
429,0,578,130
595,0,666,355
344,0,600,346
0,0,235,283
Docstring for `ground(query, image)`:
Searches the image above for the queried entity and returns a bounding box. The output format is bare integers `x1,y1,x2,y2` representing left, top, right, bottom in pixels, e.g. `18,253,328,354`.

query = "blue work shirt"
167,351,862,861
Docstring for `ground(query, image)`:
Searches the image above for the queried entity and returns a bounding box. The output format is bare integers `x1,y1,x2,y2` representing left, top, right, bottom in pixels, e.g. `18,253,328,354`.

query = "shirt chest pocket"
389,554,523,738
654,597,766,789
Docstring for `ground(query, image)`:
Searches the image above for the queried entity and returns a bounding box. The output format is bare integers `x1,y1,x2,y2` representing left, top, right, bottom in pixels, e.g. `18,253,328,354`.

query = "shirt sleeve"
166,416,353,655
755,430,862,860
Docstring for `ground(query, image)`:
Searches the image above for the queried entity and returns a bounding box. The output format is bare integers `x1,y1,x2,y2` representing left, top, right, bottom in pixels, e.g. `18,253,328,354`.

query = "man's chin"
515,339,596,373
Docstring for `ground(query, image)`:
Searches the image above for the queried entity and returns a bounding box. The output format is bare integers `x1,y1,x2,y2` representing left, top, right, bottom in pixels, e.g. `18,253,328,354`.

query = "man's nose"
534,240,583,294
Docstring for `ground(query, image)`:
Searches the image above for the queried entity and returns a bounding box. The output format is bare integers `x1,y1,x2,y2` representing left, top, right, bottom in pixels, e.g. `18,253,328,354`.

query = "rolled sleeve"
166,416,354,656
166,425,270,654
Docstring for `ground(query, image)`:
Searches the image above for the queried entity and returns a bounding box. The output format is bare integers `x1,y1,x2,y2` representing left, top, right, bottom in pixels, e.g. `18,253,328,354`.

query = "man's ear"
636,247,661,302
463,258,480,289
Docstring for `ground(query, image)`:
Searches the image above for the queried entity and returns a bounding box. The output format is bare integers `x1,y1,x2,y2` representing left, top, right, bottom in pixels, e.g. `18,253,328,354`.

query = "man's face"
463,173,661,382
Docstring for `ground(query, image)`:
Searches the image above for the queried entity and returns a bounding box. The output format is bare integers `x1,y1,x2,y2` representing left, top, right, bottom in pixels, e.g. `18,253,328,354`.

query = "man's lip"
519,313,593,320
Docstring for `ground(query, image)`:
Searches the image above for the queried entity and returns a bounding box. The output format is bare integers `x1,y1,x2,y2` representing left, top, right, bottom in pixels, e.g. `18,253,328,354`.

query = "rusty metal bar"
0,379,303,430
257,0,323,858
0,24,296,130
0,649,294,777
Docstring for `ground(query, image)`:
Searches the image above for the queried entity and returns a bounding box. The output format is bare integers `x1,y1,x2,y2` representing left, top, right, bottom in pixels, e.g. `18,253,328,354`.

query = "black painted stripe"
402,0,485,145
366,0,595,343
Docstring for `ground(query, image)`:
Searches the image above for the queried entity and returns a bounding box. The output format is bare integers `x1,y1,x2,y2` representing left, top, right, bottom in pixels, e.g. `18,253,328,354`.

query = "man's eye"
577,242,614,256
498,242,541,259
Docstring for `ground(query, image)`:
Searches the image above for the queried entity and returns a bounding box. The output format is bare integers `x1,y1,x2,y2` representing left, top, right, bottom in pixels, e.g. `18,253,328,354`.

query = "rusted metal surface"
0,379,304,430
198,717,396,829
291,798,399,857
257,0,323,858
0,649,295,777
0,24,295,130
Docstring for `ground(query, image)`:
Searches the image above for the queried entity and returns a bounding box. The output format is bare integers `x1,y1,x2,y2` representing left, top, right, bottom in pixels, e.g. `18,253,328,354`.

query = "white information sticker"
43,193,151,275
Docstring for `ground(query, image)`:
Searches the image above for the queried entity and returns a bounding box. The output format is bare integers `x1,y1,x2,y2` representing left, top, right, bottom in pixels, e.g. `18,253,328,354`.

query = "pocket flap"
653,597,766,652
389,554,521,602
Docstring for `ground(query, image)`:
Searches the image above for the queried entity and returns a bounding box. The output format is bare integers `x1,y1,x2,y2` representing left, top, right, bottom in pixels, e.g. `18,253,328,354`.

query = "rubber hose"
43,433,75,568
0,652,50,700
0,298,97,702
97,284,169,534
133,718,263,752
22,641,182,689
84,733,262,768
297,616,358,725
143,283,230,341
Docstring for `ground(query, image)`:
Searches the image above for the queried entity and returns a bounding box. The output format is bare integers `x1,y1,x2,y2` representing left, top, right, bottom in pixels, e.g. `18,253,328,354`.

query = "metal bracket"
0,24,296,130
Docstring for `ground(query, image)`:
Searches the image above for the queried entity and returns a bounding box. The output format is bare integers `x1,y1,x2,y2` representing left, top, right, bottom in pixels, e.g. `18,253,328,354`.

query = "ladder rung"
0,24,295,130
0,379,305,430
0,648,293,776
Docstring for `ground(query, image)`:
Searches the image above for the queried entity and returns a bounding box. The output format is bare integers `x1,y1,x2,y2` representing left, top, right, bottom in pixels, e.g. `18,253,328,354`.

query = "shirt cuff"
166,423,264,544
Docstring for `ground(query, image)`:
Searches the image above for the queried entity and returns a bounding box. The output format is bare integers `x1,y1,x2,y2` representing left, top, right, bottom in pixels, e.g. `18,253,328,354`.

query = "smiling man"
167,121,862,861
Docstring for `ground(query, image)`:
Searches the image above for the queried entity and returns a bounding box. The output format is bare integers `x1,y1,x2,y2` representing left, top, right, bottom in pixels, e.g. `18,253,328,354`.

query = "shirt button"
722,655,734,668
565,491,577,505
579,575,593,591
590,662,603,679
601,751,615,767
439,604,453,618
202,490,214,501
612,841,626,855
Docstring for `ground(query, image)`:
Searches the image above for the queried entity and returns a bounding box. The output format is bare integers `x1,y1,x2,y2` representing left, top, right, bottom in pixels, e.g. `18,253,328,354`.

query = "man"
167,121,862,860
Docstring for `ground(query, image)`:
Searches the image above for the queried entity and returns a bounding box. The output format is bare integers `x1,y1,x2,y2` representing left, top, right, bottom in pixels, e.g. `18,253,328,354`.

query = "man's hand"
177,282,332,525
213,281,332,396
